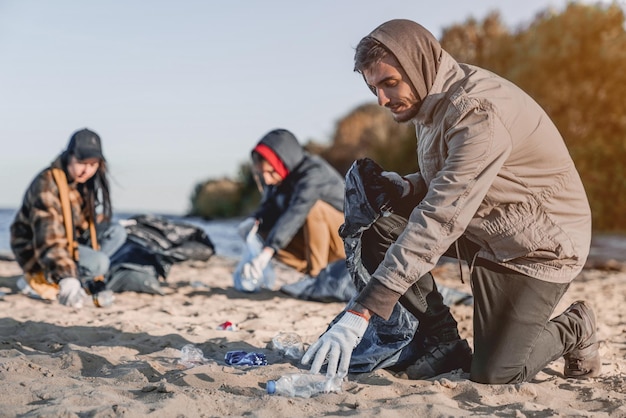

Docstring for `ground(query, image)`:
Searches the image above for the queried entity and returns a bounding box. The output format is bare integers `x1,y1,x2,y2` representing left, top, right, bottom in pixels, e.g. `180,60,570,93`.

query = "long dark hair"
61,151,113,224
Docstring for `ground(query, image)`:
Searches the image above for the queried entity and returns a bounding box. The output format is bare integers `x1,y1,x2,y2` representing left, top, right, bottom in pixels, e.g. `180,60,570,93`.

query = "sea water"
2,208,625,265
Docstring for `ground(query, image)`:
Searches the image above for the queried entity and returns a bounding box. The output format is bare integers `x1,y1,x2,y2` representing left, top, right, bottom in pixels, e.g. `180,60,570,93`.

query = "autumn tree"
441,2,626,232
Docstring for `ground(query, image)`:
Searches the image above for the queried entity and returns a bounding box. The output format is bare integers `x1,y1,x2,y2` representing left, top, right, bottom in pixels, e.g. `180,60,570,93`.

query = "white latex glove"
242,247,274,282
381,171,412,198
57,277,88,308
301,311,369,378
237,217,258,239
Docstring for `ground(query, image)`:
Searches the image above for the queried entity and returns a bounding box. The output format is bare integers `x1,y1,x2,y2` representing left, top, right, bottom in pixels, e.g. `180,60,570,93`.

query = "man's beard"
388,101,421,123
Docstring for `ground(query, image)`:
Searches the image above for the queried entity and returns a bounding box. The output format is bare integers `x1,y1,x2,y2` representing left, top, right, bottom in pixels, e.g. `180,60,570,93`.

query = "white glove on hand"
237,217,258,239
301,311,369,378
57,277,88,308
242,248,273,282
381,171,412,198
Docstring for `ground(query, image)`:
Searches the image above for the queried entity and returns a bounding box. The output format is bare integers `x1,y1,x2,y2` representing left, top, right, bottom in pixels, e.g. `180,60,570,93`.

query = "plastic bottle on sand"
270,332,304,360
266,373,342,398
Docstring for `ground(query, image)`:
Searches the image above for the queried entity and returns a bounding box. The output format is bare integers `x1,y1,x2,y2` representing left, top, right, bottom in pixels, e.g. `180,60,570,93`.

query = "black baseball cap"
66,128,104,161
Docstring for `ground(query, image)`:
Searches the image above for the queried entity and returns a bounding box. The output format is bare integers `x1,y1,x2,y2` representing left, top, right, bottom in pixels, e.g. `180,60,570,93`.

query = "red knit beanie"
253,143,289,179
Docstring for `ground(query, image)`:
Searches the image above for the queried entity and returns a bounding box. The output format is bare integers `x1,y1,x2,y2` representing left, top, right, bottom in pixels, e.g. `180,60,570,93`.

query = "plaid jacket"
10,156,91,283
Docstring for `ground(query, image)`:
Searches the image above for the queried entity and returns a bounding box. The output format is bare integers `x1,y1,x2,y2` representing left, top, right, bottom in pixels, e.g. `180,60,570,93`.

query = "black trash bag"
105,263,164,295
279,259,357,303
329,303,422,373
340,158,388,238
104,214,215,294
330,158,423,373
334,233,422,373
124,214,215,262
109,240,172,279
326,158,472,373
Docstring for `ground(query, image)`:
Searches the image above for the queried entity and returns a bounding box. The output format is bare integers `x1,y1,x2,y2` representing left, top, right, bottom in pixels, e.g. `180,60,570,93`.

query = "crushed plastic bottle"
266,373,343,398
233,225,275,293
179,344,208,368
191,281,210,289
269,332,304,360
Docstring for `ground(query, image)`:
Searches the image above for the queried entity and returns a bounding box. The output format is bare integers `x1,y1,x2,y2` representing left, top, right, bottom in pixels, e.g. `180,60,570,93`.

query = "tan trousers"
273,200,346,277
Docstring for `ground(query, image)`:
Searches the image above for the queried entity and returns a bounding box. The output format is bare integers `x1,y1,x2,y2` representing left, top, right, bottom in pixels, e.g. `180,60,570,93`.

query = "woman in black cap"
10,128,126,308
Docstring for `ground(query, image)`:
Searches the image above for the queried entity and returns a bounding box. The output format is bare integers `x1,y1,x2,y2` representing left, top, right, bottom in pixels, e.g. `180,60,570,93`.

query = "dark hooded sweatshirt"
252,129,345,252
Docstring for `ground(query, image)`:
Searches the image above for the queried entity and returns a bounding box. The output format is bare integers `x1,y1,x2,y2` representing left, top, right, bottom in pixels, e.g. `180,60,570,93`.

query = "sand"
0,251,625,417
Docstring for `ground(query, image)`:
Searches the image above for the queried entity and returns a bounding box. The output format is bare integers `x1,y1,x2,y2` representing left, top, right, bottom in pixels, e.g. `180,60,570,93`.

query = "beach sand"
0,252,625,417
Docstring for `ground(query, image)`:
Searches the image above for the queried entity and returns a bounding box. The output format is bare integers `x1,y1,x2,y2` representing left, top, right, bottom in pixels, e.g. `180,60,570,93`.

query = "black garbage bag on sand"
122,214,215,262
104,214,215,295
323,158,472,373
328,158,422,372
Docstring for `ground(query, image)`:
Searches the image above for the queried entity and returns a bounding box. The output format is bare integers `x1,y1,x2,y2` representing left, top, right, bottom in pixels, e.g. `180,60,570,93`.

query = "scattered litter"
224,350,267,366
178,344,208,368
191,281,209,289
269,332,304,360
216,321,238,331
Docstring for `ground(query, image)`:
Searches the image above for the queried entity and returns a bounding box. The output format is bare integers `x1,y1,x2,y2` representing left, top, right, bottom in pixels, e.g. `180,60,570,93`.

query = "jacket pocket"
477,201,577,263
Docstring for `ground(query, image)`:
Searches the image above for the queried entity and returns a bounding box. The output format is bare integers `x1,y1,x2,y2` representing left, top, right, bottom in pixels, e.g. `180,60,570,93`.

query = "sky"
0,0,615,215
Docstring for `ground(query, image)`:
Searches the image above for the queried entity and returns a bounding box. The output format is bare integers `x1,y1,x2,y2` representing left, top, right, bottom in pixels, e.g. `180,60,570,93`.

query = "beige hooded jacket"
355,20,592,320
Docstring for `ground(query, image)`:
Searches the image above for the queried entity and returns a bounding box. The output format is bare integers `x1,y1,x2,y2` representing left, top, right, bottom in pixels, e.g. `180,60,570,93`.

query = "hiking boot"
405,338,473,380
563,301,601,379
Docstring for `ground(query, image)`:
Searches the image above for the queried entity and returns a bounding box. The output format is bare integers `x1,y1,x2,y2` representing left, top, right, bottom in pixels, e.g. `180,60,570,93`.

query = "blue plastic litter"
224,350,268,366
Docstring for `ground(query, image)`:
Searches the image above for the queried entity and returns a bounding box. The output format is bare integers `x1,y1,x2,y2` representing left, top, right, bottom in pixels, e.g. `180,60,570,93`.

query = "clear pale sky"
0,0,604,215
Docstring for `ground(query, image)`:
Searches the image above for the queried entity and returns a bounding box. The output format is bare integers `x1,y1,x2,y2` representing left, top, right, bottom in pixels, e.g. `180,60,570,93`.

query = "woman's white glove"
237,217,258,239
57,277,88,308
242,247,273,282
381,171,412,198
301,311,369,378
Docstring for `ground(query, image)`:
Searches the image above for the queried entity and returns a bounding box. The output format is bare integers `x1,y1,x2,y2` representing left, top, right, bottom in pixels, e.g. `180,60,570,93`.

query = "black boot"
405,336,472,380
563,301,601,378
401,278,472,380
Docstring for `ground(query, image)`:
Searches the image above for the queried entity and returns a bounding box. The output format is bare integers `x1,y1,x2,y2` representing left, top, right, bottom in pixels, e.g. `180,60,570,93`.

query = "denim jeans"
362,211,582,383
77,222,127,279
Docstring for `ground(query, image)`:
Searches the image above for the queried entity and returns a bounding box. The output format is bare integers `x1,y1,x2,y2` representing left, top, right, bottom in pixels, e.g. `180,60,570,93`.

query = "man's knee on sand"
470,359,528,384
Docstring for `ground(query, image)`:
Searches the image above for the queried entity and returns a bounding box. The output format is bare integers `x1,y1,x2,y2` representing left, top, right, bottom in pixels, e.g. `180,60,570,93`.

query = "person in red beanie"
237,128,346,282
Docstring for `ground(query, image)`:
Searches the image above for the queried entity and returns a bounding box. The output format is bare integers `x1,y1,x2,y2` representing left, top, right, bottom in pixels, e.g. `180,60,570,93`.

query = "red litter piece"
216,321,238,331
